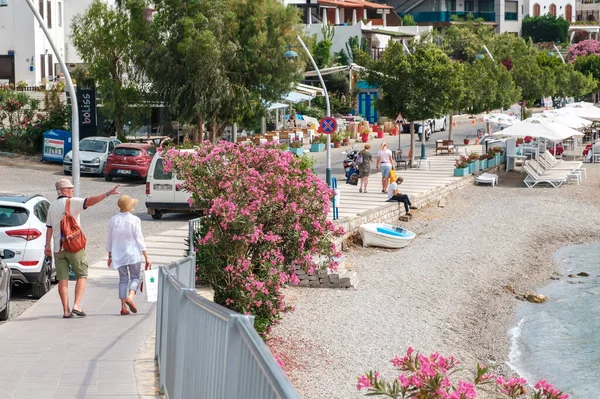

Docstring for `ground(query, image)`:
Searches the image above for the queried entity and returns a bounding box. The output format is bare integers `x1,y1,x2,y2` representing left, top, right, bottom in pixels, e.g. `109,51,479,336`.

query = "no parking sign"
319,117,337,134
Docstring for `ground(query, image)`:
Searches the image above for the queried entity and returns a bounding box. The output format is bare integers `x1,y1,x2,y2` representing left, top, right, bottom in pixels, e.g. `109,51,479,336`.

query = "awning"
317,0,393,9
303,63,366,78
282,92,314,103
267,102,290,111
363,28,416,37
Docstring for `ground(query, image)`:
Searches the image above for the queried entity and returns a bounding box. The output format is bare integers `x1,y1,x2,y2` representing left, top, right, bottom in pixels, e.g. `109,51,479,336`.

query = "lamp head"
283,44,298,59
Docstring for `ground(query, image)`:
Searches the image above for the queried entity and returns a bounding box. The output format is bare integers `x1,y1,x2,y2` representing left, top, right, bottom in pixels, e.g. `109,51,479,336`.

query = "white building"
524,0,574,21
0,0,110,85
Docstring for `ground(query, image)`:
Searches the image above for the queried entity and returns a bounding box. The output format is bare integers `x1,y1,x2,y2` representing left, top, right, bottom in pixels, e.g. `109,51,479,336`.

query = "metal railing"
155,219,300,399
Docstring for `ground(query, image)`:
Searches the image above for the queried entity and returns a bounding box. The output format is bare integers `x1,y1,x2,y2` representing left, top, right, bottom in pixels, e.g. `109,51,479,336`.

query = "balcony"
505,12,518,21
408,11,496,23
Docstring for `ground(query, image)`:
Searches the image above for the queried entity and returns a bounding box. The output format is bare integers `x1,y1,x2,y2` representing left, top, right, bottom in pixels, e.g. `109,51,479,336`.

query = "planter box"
310,144,325,152
377,131,385,139
480,159,487,170
310,143,325,152
361,134,370,143
487,158,495,167
454,167,470,177
468,161,477,173
289,147,305,156
495,154,502,165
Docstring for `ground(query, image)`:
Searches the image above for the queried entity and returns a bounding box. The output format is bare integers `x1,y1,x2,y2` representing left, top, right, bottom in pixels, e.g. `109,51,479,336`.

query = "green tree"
574,54,600,101
130,0,302,143
402,14,416,26
363,42,459,164
312,23,335,69
441,23,495,61
71,0,146,140
554,63,596,98
521,15,569,44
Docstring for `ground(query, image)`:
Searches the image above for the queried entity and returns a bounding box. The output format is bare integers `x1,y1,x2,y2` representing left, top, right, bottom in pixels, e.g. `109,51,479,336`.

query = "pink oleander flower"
356,375,371,391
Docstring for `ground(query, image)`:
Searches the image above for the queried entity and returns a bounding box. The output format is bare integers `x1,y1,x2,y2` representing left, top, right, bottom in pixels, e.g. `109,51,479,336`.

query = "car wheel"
105,175,113,182
64,170,71,176
0,285,9,321
32,261,51,299
441,121,446,131
99,163,105,177
151,210,163,220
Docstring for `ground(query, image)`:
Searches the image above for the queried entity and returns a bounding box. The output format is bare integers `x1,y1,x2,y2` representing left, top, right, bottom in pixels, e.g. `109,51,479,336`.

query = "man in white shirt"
44,178,121,318
387,177,417,216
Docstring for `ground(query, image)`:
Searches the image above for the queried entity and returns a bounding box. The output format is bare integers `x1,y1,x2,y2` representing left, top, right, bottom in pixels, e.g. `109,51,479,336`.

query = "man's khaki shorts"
54,249,88,280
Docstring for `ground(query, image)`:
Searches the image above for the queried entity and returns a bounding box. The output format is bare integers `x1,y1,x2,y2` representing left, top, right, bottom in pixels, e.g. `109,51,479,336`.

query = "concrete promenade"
0,141,487,398
0,225,189,399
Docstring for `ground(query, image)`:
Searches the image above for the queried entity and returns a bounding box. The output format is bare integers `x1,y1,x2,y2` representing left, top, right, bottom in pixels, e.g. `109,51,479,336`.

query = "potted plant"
486,150,495,167
492,147,504,164
332,131,343,148
454,156,470,177
342,130,351,146
467,153,479,173
479,153,488,170
310,134,327,152
516,137,524,146
289,139,305,156
361,127,371,143
463,137,470,145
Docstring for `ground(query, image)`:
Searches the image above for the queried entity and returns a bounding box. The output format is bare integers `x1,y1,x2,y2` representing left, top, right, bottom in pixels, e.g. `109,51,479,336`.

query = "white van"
145,150,200,220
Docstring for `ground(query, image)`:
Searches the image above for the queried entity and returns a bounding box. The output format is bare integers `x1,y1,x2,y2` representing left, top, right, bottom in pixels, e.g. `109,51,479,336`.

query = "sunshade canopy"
492,116,583,141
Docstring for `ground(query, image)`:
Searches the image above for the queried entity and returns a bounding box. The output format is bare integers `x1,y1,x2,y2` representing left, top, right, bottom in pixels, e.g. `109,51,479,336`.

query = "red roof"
318,0,393,9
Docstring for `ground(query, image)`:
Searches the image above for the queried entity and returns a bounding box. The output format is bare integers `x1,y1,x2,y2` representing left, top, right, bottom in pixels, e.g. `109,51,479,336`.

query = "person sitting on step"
387,177,418,216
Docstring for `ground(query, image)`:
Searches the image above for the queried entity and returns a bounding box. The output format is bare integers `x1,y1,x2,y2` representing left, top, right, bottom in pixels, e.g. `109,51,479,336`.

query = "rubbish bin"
42,130,72,163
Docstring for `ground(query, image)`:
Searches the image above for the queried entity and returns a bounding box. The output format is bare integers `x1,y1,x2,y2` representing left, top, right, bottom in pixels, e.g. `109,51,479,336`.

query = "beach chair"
523,164,566,188
475,173,498,187
540,152,585,177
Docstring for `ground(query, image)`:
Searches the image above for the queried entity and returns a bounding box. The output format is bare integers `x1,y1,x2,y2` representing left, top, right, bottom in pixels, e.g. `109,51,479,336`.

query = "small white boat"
359,223,416,249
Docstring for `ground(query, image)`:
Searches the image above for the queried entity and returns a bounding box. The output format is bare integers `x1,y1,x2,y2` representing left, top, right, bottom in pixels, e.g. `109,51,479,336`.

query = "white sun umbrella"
541,111,592,129
565,101,595,108
482,113,519,127
554,104,600,121
492,116,583,141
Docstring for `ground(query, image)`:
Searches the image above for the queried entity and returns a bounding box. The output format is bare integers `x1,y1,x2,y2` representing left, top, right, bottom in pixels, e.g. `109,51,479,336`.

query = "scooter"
342,144,359,175
418,122,432,142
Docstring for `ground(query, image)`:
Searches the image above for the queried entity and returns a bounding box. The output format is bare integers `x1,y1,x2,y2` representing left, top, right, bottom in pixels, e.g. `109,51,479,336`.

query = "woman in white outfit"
106,195,151,315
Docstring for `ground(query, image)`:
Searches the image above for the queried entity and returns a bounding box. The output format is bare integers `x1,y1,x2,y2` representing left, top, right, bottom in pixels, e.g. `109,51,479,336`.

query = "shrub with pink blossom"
163,142,344,337
566,40,600,62
357,348,569,399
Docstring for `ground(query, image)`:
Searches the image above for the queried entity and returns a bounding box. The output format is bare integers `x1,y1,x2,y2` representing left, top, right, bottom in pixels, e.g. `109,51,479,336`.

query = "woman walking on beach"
106,195,151,315
358,144,373,193
376,143,394,193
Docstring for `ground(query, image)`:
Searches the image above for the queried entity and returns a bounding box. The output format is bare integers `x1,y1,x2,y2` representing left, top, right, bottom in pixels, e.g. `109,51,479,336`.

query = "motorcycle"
342,145,360,185
418,122,432,142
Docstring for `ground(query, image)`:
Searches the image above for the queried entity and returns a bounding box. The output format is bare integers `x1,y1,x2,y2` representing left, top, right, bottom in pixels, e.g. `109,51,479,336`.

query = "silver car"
63,137,122,176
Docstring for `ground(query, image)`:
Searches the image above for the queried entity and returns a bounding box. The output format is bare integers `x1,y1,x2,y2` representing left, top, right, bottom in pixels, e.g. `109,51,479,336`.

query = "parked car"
145,150,201,220
63,137,122,176
0,194,55,299
399,116,447,134
105,143,157,182
0,249,12,321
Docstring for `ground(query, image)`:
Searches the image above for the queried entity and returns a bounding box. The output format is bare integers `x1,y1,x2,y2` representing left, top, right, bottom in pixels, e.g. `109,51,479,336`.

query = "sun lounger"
523,164,566,188
475,173,498,187
528,159,572,177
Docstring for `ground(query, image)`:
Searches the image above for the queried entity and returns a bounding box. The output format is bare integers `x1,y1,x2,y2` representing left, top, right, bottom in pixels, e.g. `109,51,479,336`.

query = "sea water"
509,243,600,398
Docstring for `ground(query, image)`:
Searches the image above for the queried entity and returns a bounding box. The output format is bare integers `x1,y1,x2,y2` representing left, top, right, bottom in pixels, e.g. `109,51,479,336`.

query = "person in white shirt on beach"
106,195,151,315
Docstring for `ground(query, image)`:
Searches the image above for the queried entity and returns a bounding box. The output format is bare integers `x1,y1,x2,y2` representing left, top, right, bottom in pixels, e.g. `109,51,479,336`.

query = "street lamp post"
23,0,81,196
285,36,332,187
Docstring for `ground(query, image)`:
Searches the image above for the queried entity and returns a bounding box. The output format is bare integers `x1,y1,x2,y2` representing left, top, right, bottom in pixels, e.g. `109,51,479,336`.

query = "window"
115,148,142,157
146,147,157,156
38,0,43,18
0,206,29,227
565,4,572,21
33,201,50,223
533,3,540,16
40,55,46,80
549,3,556,16
58,2,62,27
108,142,115,153
153,159,173,180
47,54,53,78
47,1,52,28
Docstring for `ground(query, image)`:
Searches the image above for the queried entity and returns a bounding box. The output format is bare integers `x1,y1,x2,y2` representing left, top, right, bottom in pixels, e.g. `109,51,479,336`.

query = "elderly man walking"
44,178,120,318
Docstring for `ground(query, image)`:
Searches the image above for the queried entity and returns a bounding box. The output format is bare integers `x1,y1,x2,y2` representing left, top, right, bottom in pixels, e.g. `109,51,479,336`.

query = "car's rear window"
153,158,173,180
0,206,29,227
115,148,142,157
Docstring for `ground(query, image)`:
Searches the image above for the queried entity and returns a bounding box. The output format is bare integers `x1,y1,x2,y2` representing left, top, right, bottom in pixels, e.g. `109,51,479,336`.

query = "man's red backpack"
60,198,87,253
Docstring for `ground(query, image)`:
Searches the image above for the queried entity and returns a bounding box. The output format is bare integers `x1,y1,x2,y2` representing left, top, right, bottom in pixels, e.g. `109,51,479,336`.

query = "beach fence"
155,218,300,399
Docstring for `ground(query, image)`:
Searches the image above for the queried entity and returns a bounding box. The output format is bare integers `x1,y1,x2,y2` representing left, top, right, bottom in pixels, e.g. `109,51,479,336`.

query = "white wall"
0,1,65,84
524,0,574,21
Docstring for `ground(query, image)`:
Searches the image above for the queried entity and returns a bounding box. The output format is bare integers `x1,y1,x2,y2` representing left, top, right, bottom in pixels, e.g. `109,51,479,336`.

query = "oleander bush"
164,142,344,337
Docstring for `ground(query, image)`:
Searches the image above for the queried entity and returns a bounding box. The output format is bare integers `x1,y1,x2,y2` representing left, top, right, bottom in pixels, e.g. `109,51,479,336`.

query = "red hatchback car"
105,143,157,182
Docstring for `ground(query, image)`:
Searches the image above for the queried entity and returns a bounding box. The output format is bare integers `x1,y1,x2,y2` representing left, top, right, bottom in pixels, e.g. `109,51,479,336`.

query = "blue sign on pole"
319,117,337,134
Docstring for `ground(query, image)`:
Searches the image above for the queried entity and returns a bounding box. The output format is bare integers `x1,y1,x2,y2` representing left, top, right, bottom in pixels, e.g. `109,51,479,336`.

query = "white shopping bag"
143,268,159,303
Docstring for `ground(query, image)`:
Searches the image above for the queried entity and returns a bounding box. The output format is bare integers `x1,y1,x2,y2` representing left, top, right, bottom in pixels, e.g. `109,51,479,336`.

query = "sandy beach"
271,165,600,399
